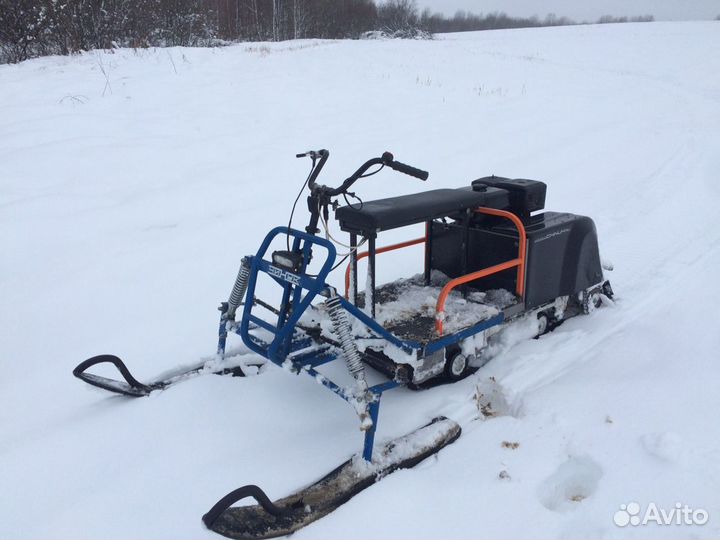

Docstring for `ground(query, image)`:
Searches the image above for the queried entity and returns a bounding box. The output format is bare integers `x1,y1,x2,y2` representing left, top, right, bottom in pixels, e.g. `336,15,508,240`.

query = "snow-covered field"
2,21,720,539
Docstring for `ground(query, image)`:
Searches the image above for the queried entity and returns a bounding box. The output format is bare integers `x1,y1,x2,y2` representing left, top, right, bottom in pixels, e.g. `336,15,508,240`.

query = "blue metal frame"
423,313,505,355
217,225,506,461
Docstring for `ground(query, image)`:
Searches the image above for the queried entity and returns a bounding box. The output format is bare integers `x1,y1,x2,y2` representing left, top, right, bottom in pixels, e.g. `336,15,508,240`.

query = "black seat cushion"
335,187,509,234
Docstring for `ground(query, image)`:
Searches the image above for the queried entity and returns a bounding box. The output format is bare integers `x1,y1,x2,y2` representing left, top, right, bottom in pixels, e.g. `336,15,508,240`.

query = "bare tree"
272,0,281,40
237,0,265,40
292,0,309,39
377,0,418,34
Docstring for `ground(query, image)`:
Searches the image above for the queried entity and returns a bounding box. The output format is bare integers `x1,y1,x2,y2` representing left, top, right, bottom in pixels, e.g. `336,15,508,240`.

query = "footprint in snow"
640,432,684,463
538,455,603,512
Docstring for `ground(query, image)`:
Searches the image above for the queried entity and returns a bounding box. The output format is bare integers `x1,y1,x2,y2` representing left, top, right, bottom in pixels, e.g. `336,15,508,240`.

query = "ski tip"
73,354,153,397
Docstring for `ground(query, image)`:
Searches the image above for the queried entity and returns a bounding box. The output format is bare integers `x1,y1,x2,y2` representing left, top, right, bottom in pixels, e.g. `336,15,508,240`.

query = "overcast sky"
416,0,720,21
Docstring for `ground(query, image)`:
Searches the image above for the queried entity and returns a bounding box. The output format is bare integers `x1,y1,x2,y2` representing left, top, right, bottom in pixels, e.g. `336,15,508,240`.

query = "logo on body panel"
534,227,571,244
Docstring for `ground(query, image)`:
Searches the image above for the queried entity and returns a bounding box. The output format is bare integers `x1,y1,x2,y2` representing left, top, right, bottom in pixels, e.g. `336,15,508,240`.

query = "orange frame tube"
344,236,426,299
434,207,527,335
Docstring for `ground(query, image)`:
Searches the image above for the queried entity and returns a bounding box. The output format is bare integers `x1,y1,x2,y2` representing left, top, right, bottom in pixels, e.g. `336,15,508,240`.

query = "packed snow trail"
2,22,720,539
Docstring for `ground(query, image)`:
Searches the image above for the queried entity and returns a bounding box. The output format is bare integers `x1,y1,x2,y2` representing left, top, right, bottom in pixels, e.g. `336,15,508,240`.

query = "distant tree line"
0,0,220,63
216,0,381,41
419,10,654,33
1,0,657,65
596,14,654,24
420,10,571,33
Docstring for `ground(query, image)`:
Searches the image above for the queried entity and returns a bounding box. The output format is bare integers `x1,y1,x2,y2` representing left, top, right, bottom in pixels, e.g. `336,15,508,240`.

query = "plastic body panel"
522,212,603,307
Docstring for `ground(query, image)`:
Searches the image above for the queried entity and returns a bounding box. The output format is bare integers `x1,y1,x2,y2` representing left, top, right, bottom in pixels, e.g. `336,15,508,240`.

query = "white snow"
2,21,720,539
370,272,506,335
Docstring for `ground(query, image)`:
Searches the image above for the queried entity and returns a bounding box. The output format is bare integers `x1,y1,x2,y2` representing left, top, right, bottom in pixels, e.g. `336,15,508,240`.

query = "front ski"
203,416,461,540
72,354,254,397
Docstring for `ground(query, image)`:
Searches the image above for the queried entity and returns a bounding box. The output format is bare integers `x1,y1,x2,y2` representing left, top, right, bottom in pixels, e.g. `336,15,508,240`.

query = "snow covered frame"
218,220,519,461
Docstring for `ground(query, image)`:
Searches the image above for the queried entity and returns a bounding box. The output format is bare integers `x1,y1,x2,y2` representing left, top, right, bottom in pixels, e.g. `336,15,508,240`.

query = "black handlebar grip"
389,160,429,181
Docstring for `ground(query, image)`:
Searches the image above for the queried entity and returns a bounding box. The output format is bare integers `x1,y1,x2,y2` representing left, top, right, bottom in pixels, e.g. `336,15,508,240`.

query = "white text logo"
613,502,709,527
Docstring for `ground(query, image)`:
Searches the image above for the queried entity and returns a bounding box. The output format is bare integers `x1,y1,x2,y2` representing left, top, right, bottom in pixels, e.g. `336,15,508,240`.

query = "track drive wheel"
581,288,603,314
444,351,471,381
535,311,551,338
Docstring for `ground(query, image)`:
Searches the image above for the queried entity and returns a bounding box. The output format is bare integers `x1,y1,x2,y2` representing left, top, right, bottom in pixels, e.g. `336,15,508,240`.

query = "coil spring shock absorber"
326,290,368,392
227,257,251,320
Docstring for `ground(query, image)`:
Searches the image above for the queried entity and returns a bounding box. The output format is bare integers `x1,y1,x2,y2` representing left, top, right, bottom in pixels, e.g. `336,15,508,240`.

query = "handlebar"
297,149,428,197
382,151,429,181
298,149,330,192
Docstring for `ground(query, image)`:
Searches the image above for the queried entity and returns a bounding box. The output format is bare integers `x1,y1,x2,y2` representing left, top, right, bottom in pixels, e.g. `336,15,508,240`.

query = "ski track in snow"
2,22,720,539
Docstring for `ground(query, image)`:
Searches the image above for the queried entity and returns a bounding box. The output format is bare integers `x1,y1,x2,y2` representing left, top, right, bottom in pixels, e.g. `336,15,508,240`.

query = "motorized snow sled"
73,149,612,539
